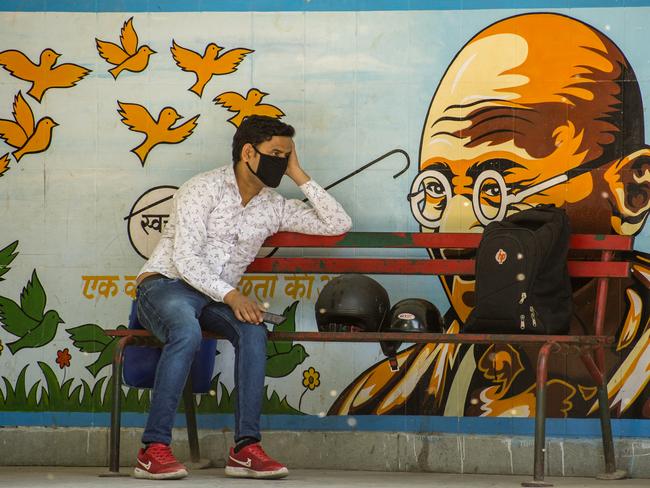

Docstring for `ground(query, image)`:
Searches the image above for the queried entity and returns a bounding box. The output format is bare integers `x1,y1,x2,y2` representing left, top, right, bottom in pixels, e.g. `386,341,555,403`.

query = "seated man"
133,115,352,480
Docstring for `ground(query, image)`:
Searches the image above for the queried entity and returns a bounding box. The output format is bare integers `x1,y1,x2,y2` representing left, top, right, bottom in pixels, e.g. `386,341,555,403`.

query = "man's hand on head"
285,139,310,186
223,289,265,324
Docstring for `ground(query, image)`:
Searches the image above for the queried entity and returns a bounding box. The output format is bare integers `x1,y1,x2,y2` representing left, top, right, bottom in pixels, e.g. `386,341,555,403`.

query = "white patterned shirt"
139,164,352,302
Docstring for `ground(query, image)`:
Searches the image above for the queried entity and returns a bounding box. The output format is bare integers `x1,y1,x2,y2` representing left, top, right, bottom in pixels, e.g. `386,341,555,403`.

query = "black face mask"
247,145,289,188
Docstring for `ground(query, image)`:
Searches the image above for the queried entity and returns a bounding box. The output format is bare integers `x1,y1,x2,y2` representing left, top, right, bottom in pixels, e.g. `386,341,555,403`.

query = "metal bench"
104,231,632,486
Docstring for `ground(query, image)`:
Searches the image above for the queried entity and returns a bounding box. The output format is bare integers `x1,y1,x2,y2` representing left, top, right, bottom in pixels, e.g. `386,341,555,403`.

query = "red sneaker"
225,442,289,479
133,443,188,480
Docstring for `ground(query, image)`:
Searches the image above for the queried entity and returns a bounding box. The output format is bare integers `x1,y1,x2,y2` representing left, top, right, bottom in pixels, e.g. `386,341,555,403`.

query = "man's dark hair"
232,116,295,164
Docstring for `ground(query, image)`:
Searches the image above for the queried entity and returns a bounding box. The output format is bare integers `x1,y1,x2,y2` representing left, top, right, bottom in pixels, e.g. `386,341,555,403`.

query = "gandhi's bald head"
427,13,640,165
417,13,649,236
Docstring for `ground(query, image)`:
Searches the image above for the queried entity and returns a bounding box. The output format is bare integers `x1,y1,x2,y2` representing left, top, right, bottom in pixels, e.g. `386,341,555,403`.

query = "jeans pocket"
138,275,176,296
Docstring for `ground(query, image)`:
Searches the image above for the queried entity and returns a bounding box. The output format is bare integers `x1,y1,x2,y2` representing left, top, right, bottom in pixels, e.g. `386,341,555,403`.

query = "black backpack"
464,205,572,335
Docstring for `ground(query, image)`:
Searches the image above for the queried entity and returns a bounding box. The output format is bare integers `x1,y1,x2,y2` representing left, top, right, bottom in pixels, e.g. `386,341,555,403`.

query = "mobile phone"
262,311,286,325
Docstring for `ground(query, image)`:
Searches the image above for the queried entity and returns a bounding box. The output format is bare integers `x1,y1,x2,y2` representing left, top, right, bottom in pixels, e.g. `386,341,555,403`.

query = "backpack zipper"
519,292,527,304
519,314,525,330
530,306,537,328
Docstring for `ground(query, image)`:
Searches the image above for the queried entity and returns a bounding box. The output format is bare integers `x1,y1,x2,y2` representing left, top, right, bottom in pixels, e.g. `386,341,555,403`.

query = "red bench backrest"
247,232,633,278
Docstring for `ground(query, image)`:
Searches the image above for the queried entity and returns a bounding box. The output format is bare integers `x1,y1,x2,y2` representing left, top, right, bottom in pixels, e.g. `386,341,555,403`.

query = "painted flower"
56,348,72,369
302,367,321,390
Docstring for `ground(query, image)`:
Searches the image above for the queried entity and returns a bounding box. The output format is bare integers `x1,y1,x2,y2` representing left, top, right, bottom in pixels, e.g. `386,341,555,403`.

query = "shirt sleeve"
170,178,235,302
279,179,352,235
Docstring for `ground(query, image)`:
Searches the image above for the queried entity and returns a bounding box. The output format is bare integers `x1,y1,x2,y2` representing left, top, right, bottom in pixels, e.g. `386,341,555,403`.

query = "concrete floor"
0,467,647,488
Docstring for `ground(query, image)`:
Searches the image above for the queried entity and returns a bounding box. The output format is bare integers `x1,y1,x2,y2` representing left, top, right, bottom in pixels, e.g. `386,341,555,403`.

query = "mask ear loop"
250,144,262,157
246,161,259,178
246,144,261,177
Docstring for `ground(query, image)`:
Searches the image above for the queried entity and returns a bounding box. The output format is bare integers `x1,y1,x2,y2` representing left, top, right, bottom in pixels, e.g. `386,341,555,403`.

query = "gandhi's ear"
605,147,650,235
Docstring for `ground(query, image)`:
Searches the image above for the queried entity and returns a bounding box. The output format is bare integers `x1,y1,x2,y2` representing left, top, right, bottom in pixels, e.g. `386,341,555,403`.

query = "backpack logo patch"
495,248,507,264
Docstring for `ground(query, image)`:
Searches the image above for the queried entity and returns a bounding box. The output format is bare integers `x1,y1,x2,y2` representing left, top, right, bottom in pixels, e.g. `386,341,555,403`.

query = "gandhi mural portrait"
331,13,650,419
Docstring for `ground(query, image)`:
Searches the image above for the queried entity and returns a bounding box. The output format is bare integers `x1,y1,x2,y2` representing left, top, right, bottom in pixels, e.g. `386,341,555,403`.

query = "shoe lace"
247,443,272,462
147,443,177,465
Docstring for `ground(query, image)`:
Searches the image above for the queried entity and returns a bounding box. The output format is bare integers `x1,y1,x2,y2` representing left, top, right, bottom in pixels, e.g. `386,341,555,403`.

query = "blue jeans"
135,276,267,446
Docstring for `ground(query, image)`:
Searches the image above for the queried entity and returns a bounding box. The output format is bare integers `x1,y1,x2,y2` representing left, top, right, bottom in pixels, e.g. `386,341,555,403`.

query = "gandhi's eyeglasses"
407,168,568,228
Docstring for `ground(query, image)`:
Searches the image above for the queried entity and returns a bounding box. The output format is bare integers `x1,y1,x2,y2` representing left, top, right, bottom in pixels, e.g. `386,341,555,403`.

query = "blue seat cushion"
123,300,217,393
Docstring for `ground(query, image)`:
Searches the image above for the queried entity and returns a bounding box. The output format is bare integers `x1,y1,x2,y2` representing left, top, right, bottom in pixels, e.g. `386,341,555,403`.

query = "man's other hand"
223,289,265,324
285,139,310,186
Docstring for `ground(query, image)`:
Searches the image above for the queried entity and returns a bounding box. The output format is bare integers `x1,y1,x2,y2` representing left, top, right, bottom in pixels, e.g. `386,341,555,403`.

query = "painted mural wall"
1,2,649,427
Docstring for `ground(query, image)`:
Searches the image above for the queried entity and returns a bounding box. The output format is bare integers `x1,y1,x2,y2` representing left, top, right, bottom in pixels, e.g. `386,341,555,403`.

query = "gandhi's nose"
438,195,482,233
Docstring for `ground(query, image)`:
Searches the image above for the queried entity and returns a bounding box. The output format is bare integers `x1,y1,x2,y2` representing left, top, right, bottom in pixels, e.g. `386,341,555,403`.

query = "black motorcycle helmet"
380,298,445,367
315,274,390,332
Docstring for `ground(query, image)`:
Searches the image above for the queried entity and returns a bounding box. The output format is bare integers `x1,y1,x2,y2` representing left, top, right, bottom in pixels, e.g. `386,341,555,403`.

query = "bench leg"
99,337,130,477
588,259,625,480
182,378,211,469
581,349,627,481
522,342,554,488
594,367,627,480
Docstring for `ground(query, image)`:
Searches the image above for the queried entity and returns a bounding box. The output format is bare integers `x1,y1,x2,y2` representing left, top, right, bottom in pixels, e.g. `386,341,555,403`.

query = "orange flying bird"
0,48,90,103
170,40,253,97
0,92,58,162
96,17,156,79
213,89,284,127
117,101,200,166
0,153,9,177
